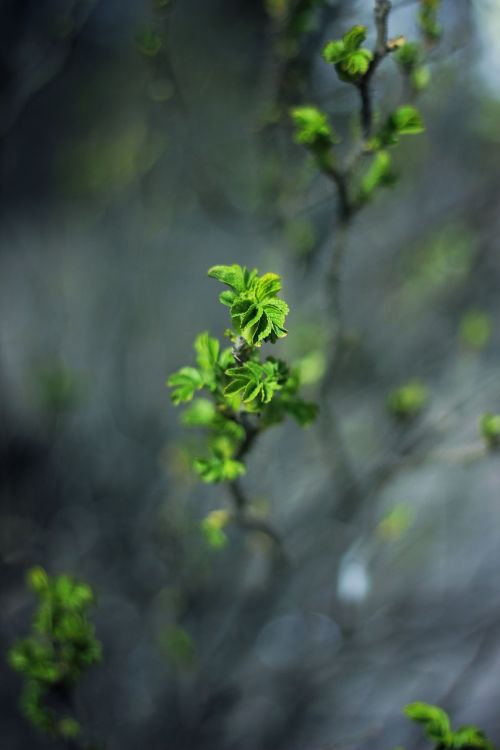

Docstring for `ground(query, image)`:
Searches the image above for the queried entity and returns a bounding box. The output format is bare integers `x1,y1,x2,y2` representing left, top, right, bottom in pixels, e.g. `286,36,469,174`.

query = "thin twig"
358,0,392,139
228,414,286,555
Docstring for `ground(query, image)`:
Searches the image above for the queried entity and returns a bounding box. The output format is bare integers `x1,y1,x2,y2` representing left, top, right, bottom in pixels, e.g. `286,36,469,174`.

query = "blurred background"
1,0,500,748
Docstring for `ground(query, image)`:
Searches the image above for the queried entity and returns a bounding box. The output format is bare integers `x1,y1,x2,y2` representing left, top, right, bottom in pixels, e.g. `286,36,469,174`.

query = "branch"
228,414,286,555
358,0,392,139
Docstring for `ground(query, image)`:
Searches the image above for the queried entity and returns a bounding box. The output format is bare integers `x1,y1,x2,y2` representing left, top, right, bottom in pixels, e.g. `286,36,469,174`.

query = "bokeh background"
2,0,500,748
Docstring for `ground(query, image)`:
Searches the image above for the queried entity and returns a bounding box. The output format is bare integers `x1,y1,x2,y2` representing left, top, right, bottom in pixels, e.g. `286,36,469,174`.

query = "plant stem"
228,413,286,555
358,0,392,140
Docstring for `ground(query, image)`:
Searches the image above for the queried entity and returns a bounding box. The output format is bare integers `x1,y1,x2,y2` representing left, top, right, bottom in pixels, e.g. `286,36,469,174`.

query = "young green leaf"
479,413,500,449
392,105,425,135
395,41,421,70
167,367,204,404
290,106,337,149
360,150,396,200
195,332,219,372
404,703,451,744
459,310,492,350
8,570,101,739
322,25,373,83
372,105,425,148
343,24,368,52
201,509,230,549
282,396,318,426
193,456,246,483
452,726,494,750
387,380,428,420
207,264,257,293
418,0,442,42
230,296,289,346
225,360,285,406
181,398,217,427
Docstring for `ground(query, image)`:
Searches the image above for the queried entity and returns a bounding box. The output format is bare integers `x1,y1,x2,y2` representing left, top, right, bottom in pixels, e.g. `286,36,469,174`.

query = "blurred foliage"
377,504,414,543
8,568,101,740
395,41,431,93
31,359,82,419
201,509,230,549
284,217,317,259
387,380,428,421
407,225,476,296
159,624,196,670
135,27,163,58
459,310,492,350
418,0,442,45
479,413,500,449
404,702,493,750
265,0,328,61
59,119,166,198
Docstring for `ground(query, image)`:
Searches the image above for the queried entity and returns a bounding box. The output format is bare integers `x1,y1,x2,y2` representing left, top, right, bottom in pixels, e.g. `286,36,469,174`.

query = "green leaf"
201,509,230,549
160,625,196,668
360,150,396,199
322,39,346,65
58,718,81,739
395,41,421,71
418,0,442,42
283,397,318,426
219,290,238,307
225,360,282,405
391,105,425,135
193,457,245,483
343,24,368,51
230,296,289,346
345,48,372,76
135,28,162,57
387,380,428,420
290,106,337,149
208,264,257,293
194,332,221,389
479,413,500,449
26,567,49,595
404,703,451,743
181,398,217,427
372,105,425,148
452,726,493,750
459,310,492,350
322,26,373,83
167,367,203,404
194,332,219,372
412,65,431,91
254,273,282,301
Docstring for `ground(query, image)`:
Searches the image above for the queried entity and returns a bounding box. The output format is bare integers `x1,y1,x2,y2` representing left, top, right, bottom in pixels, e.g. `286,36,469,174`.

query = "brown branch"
358,0,392,140
227,413,286,555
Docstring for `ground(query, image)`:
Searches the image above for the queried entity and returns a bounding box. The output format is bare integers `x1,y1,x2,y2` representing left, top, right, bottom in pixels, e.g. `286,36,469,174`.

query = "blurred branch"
358,0,392,139
229,415,286,556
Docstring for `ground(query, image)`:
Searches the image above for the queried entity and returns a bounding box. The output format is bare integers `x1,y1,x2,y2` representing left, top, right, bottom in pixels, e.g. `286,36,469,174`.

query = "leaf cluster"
370,105,425,150
208,264,290,345
8,567,101,738
167,265,317,486
291,106,338,152
358,105,424,202
395,41,431,92
322,25,373,83
405,702,493,750
418,0,442,43
291,7,429,211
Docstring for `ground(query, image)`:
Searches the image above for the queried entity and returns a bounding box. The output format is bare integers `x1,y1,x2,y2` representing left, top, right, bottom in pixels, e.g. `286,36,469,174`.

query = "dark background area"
2,1,500,749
